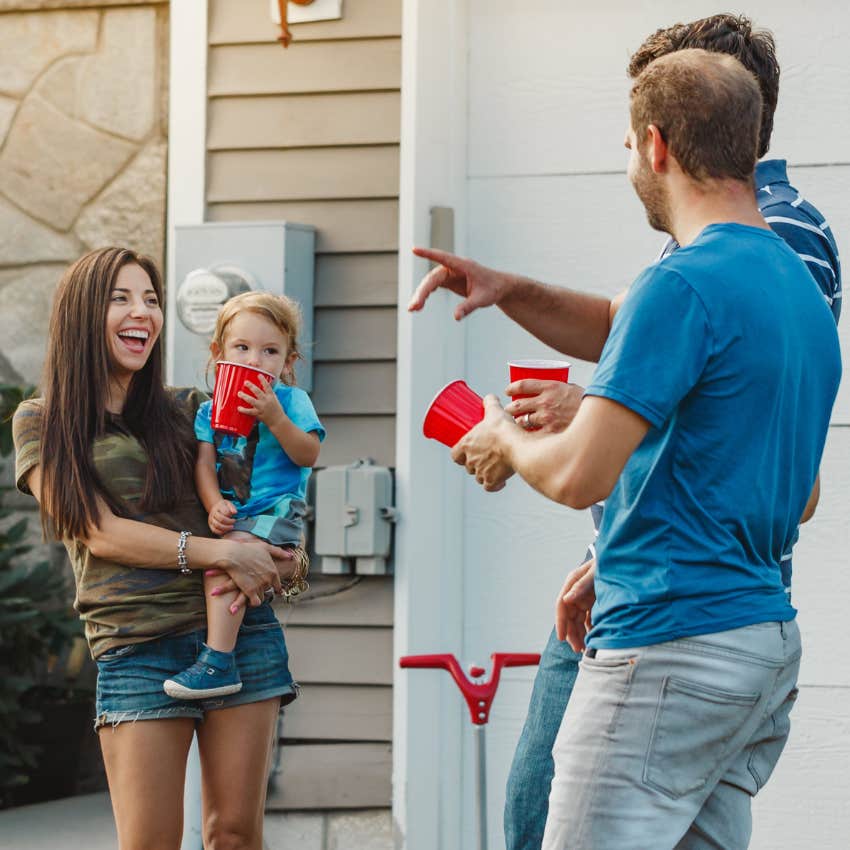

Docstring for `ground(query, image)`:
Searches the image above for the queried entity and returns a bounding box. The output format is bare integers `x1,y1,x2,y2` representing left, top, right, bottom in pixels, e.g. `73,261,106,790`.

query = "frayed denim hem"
94,705,203,733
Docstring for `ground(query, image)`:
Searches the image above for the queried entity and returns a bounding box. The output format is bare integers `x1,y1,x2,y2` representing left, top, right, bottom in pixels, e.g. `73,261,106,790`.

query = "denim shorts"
94,601,297,730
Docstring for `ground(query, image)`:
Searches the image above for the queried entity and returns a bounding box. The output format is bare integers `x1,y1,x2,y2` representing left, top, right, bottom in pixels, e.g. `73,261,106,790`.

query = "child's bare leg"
204,531,259,653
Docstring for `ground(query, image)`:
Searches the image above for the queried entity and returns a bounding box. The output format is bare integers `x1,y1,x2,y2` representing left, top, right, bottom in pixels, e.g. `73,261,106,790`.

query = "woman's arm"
24,464,284,605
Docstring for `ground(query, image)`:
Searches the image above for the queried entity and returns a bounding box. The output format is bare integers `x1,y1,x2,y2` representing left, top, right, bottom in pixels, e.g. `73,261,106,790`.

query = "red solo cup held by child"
423,380,486,447
211,361,277,437
507,359,571,401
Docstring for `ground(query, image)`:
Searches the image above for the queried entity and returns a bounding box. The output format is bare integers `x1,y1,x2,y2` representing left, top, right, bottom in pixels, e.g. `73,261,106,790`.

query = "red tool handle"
400,652,540,725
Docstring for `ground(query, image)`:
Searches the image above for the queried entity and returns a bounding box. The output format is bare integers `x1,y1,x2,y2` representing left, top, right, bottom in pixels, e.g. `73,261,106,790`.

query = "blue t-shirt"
585,223,841,649
195,384,325,519
640,160,842,592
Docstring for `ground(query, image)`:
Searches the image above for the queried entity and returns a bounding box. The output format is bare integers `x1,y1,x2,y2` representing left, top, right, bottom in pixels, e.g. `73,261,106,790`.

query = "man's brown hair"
630,49,762,184
628,14,779,158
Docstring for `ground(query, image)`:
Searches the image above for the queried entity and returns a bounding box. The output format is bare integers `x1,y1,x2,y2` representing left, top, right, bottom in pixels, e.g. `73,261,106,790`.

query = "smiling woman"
12,246,299,849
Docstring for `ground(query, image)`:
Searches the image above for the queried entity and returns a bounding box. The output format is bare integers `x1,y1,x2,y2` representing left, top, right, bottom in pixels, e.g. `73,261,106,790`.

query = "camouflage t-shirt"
13,390,212,659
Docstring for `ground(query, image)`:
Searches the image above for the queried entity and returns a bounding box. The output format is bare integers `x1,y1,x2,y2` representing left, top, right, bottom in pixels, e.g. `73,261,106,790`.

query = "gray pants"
542,620,801,850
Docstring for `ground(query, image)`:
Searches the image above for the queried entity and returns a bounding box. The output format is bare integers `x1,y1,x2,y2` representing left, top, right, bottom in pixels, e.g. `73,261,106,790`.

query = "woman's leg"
197,697,281,850
98,717,195,850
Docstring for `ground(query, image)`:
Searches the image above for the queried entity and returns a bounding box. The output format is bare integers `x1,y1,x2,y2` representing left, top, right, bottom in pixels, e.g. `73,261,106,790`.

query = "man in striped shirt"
409,14,841,850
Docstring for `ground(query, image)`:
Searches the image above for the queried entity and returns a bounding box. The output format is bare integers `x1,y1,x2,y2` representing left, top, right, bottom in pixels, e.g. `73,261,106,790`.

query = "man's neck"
668,175,769,247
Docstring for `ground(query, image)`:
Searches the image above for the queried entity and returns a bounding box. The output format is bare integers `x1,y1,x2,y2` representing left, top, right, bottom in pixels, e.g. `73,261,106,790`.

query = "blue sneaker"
164,644,242,700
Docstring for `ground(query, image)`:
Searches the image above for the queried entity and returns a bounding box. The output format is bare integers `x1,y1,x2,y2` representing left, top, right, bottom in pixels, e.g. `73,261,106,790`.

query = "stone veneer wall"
0,0,169,386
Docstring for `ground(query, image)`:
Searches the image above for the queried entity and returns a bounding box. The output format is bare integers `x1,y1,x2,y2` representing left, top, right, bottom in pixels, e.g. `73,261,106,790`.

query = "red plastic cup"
507,359,571,400
423,380,485,447
211,361,276,437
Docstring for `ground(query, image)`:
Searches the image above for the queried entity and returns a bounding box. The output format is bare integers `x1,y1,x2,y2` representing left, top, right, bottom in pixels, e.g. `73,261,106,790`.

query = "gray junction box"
314,459,397,575
168,221,315,391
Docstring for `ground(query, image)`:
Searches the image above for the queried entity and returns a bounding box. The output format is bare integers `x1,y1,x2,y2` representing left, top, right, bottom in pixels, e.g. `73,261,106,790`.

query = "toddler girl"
164,291,324,698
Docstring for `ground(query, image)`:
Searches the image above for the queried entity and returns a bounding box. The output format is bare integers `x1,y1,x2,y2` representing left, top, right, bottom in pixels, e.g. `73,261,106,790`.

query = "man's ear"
646,124,668,174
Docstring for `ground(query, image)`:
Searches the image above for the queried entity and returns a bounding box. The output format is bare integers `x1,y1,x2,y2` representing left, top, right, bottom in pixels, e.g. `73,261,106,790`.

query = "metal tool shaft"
473,724,488,850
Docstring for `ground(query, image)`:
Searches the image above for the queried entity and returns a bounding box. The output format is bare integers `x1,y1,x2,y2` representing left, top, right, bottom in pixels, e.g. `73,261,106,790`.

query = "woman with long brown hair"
13,247,300,849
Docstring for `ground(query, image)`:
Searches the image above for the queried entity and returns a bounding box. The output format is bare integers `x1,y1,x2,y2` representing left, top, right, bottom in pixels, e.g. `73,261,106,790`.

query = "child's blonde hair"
211,291,303,385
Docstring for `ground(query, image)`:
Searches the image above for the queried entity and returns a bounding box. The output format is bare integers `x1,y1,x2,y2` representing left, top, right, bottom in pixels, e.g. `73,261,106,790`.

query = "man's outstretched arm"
451,395,650,508
409,247,626,363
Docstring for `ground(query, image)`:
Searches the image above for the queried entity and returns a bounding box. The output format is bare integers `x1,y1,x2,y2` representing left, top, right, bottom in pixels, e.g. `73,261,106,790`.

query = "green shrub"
0,385,82,806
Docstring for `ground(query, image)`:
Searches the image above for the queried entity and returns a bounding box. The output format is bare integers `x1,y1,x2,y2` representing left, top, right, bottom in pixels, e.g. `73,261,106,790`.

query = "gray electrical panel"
314,459,397,575
169,221,315,391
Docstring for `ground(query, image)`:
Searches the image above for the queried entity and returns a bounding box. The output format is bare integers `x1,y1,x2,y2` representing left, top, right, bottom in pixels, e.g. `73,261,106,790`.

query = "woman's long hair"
40,247,196,539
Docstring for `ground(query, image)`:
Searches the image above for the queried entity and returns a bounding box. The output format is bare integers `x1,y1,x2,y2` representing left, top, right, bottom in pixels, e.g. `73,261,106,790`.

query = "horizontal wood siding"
208,92,401,149
208,40,401,96
268,743,392,810
285,626,393,686
208,0,401,44
313,414,395,467
281,684,392,741
313,307,397,360
315,253,399,307
207,4,400,809
208,199,398,253
311,363,396,415
279,575,393,627
207,145,400,202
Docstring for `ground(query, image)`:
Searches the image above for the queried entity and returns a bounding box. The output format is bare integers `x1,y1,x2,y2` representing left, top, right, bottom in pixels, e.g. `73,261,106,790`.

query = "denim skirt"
94,601,297,730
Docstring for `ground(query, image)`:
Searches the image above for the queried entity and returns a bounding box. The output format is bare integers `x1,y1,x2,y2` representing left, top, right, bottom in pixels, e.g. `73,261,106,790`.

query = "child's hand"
209,499,237,536
238,374,287,428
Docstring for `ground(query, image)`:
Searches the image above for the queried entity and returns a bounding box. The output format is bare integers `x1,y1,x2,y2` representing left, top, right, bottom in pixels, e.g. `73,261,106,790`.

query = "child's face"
217,311,293,380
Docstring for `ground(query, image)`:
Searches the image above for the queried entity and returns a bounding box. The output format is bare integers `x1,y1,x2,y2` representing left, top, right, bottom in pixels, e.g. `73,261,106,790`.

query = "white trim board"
166,0,208,384
393,1,470,848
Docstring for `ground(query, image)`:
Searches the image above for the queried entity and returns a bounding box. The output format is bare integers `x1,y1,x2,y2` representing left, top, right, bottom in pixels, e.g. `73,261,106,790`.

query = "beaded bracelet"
177,530,193,575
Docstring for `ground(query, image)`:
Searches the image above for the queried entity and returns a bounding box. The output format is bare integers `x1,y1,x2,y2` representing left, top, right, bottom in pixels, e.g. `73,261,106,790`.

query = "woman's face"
105,263,163,382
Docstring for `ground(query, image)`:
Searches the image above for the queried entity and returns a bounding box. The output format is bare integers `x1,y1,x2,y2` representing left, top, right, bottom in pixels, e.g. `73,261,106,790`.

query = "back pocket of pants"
643,676,760,799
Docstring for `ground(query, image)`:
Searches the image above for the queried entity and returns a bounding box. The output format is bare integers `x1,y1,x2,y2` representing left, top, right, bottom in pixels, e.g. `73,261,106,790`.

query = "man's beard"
631,155,672,235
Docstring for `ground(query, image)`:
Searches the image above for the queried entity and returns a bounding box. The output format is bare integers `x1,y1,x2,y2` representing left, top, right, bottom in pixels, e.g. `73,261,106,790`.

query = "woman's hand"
238,374,287,428
215,539,287,611
209,546,296,612
208,499,237,536
504,380,585,433
555,558,596,652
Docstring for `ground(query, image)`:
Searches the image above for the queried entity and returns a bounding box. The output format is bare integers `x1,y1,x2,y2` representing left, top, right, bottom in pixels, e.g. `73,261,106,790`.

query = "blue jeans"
504,626,582,850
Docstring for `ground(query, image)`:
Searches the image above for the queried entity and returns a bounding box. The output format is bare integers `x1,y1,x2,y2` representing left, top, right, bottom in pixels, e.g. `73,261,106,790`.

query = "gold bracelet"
280,546,310,602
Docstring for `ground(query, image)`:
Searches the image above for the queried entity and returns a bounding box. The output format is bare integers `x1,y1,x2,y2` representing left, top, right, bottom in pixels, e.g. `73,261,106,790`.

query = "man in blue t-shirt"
445,49,841,847
410,16,842,849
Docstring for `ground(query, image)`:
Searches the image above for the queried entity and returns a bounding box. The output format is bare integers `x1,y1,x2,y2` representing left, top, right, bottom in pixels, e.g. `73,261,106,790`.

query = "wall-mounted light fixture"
271,0,343,47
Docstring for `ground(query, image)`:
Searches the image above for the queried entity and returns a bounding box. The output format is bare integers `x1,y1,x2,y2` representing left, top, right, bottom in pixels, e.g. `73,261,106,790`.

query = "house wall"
203,0,401,817
398,2,850,848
